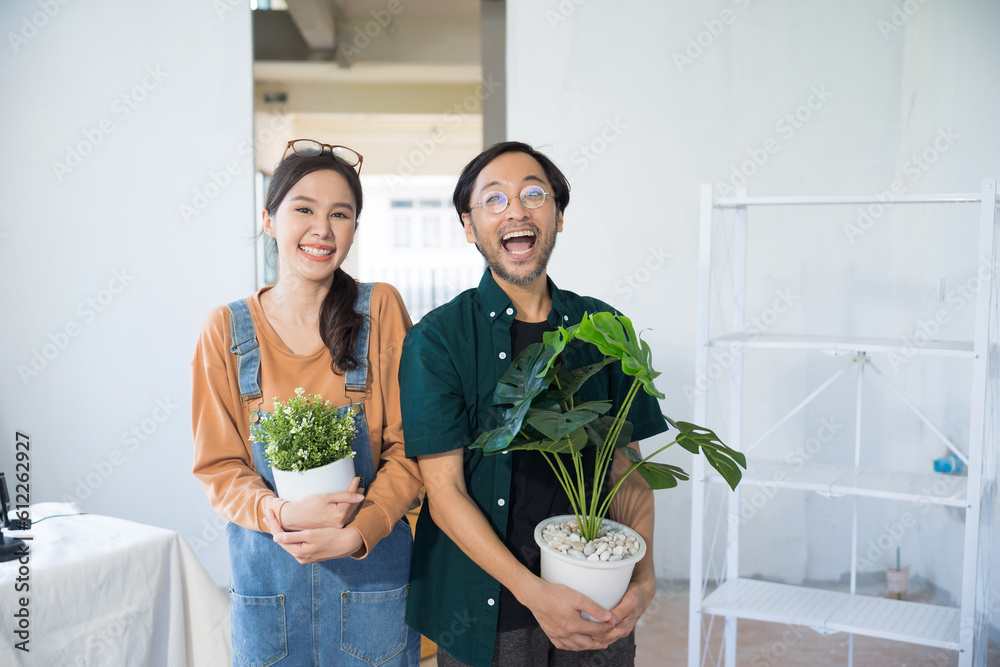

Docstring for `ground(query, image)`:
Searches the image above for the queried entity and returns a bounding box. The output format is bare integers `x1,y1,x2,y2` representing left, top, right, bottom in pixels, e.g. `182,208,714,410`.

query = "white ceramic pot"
533,515,647,614
271,456,356,502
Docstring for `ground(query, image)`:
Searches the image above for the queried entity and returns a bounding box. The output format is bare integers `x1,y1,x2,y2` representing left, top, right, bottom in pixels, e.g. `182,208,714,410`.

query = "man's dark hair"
452,141,571,225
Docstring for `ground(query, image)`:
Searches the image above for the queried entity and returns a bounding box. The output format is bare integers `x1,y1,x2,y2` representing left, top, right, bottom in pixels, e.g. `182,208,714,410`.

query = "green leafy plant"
470,312,746,542
251,387,356,472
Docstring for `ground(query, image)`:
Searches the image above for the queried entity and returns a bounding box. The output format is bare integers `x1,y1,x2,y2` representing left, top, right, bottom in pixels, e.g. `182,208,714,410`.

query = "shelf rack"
687,182,998,667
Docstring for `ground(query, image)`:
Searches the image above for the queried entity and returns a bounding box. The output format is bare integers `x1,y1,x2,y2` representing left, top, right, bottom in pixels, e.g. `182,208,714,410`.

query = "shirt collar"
475,269,573,327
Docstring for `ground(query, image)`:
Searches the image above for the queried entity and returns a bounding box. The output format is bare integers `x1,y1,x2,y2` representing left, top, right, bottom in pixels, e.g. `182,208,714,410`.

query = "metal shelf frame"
688,182,998,667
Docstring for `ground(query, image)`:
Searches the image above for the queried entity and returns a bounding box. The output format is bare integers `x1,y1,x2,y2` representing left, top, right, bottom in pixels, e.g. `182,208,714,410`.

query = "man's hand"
518,578,619,651
277,477,365,531
593,579,654,645
263,508,364,563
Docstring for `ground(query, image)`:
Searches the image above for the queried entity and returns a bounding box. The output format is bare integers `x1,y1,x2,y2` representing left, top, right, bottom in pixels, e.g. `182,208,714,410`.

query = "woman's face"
263,168,358,287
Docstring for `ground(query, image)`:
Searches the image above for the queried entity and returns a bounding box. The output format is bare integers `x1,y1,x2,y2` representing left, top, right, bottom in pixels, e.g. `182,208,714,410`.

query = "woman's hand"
263,508,365,563
277,476,365,531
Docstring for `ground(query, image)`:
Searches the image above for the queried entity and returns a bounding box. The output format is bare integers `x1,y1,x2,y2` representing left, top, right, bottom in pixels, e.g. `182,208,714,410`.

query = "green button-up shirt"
400,270,668,667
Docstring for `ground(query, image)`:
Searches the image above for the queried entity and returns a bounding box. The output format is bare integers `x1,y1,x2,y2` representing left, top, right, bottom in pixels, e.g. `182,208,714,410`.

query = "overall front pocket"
340,585,409,666
230,591,288,667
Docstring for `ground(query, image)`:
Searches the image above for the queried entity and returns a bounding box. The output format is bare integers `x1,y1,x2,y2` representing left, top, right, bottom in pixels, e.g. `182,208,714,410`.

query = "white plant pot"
533,514,647,615
271,456,356,502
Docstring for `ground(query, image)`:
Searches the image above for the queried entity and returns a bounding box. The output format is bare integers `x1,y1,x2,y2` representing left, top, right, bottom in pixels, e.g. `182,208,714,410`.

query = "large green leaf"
583,415,633,451
500,426,589,455
473,343,557,452
573,312,665,399
624,447,691,489
672,420,747,491
470,421,521,453
547,358,617,404
524,401,609,442
493,343,555,408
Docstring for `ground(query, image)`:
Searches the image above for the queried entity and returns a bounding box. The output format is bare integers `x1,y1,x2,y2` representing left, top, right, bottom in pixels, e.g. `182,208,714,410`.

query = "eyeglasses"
282,139,364,174
471,185,552,214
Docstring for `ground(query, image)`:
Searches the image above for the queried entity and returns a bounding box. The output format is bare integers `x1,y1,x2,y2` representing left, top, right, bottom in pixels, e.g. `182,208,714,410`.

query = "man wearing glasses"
400,142,667,666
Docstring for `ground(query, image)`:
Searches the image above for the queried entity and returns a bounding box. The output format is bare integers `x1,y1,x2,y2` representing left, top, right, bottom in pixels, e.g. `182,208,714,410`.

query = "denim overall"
225,283,420,667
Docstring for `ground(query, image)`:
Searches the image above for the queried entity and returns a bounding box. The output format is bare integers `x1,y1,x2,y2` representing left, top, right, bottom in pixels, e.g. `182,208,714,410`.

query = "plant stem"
584,377,641,540
541,451,584,526
595,435,683,523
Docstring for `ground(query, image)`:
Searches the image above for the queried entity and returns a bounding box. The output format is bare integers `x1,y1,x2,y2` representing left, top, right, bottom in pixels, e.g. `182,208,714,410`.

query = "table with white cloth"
0,502,230,666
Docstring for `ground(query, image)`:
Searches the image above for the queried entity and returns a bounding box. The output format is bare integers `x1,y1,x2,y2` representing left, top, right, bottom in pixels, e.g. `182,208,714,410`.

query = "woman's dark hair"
452,141,571,225
264,153,365,374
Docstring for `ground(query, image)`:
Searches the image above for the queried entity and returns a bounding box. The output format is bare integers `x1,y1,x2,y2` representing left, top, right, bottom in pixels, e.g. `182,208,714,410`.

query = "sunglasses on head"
282,139,364,174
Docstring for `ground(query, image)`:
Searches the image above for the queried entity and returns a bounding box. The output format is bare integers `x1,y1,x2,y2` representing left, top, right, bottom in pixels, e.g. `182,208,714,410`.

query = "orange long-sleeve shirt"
191,282,422,558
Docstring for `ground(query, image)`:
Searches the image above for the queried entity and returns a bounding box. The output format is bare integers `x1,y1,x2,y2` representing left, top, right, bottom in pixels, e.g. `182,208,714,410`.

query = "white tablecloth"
0,503,230,666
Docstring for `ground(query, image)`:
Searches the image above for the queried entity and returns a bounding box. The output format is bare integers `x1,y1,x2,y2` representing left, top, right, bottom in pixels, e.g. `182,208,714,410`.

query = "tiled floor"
420,584,999,666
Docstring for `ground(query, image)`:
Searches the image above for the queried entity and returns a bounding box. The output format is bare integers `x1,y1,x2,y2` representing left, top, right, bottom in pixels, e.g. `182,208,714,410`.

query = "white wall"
506,0,1000,614
0,0,255,586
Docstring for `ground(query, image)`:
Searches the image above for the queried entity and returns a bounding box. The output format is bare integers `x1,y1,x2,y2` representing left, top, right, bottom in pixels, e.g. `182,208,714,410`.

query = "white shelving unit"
687,182,998,667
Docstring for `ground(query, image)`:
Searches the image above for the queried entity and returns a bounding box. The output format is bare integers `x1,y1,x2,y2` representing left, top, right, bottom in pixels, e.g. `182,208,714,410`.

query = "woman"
192,140,423,666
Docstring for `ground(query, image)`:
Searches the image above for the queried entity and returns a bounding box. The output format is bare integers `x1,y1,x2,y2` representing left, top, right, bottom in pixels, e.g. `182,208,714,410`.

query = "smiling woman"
191,143,423,666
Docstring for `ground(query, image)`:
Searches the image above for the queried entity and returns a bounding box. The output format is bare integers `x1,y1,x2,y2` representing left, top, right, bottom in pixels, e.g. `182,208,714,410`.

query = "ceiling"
254,0,483,84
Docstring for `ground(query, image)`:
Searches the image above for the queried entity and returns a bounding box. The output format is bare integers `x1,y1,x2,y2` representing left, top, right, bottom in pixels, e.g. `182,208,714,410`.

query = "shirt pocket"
340,584,409,665
230,591,288,667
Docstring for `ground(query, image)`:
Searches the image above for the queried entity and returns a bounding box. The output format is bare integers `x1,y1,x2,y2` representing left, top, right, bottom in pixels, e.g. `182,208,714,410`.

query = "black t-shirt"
497,319,599,631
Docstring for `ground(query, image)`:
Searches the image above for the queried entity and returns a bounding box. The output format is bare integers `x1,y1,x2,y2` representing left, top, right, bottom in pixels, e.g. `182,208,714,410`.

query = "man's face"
461,151,564,287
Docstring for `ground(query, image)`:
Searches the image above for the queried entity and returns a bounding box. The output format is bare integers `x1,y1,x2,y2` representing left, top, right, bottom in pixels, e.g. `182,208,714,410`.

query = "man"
400,142,668,666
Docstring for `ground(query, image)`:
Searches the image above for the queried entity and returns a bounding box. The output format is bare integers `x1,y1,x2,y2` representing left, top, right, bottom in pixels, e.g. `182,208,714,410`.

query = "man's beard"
469,219,558,286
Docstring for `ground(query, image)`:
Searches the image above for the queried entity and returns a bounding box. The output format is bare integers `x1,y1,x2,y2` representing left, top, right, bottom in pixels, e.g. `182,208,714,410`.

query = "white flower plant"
250,387,357,472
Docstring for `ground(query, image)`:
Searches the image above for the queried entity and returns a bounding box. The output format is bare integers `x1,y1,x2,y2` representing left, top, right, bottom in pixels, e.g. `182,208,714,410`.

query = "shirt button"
490,311,496,317
498,498,505,506
506,307,514,315
499,352,507,360
487,598,495,606
563,315,569,321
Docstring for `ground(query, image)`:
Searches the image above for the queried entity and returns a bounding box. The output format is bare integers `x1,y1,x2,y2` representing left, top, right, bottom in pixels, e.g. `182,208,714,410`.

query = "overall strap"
225,298,262,404
345,283,375,396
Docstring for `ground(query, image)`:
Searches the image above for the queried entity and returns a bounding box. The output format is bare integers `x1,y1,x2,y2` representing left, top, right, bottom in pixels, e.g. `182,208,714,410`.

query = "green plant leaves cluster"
470,312,746,542
252,388,357,472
